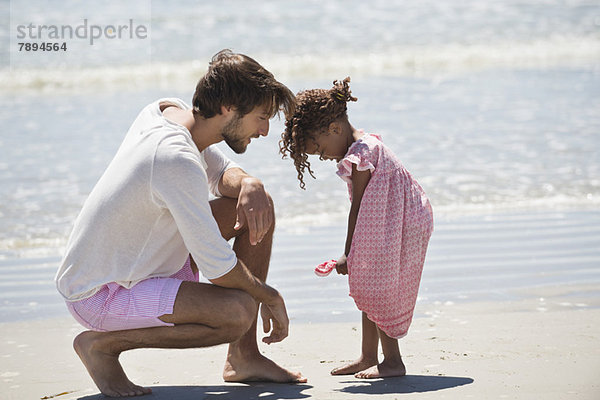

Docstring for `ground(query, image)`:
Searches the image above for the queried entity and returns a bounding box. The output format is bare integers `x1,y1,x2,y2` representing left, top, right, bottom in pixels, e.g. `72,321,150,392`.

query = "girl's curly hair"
279,77,357,189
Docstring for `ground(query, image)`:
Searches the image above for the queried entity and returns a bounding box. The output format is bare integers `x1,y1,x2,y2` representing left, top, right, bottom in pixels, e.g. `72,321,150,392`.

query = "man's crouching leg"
73,331,153,397
73,284,258,397
210,196,307,383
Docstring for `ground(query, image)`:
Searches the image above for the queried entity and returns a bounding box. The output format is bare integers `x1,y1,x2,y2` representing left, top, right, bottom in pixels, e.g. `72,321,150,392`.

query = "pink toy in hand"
315,259,337,277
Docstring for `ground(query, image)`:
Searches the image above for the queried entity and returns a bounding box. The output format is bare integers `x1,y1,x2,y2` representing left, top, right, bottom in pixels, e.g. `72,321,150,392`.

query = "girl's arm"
337,163,371,275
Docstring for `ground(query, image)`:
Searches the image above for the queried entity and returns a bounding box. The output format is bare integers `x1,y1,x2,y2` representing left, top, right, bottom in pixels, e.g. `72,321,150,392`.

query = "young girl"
280,78,434,379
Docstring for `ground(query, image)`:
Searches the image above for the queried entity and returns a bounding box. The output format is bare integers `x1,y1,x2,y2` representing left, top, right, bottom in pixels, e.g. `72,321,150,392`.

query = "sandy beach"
2,211,600,400
1,297,599,400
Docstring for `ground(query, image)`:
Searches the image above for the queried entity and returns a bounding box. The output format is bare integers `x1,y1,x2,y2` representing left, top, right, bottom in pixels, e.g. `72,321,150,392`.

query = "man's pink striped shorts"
66,258,198,332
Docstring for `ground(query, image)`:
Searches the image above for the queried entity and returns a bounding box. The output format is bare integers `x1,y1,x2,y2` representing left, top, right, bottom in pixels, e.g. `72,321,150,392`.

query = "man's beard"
221,113,247,154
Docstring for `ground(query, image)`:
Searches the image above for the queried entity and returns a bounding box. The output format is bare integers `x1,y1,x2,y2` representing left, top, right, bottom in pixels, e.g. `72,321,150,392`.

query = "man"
55,49,305,397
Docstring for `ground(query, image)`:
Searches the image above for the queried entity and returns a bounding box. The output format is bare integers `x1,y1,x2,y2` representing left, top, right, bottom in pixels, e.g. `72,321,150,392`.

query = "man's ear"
220,105,233,116
328,121,342,135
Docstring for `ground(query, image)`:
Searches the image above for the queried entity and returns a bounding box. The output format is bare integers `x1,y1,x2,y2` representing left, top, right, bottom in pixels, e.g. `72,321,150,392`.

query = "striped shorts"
66,258,198,332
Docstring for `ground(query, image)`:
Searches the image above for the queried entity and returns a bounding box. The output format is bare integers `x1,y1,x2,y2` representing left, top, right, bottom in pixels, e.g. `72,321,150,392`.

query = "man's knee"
266,192,276,230
223,290,257,341
266,192,275,216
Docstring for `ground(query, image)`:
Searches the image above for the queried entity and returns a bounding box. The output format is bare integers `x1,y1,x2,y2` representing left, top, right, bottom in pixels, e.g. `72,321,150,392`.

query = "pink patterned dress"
337,132,434,339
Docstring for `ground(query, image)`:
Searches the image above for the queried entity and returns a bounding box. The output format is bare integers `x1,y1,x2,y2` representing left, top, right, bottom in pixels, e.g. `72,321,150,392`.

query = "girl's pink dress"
337,132,434,339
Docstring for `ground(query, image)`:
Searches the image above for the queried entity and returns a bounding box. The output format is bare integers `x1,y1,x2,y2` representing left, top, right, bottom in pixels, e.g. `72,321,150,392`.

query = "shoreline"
1,298,598,399
1,209,599,398
1,209,600,324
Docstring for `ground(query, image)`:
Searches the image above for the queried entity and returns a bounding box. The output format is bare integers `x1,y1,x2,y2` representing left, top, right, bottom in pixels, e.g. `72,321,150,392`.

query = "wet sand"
1,296,599,400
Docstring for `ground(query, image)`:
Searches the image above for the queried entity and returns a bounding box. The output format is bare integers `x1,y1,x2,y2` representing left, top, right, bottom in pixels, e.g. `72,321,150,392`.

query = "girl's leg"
331,312,379,375
355,327,406,379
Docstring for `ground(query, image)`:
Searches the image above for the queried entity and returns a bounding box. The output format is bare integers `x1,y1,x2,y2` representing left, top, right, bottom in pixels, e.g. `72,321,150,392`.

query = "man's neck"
163,107,223,152
188,112,225,152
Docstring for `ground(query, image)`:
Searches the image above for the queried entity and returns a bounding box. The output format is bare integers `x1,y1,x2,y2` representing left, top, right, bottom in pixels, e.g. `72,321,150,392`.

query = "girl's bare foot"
355,357,406,379
73,331,152,397
223,351,307,383
330,356,378,375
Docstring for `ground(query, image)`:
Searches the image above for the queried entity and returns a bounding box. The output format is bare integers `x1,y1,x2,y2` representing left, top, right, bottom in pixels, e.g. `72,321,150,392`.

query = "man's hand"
336,254,348,275
211,261,289,344
260,291,289,344
234,177,273,245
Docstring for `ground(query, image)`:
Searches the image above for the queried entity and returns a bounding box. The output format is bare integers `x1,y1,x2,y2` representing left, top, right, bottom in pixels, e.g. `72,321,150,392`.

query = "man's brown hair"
192,49,295,119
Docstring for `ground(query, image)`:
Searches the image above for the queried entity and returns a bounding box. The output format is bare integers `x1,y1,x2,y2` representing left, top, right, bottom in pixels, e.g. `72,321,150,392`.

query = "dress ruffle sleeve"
336,141,376,185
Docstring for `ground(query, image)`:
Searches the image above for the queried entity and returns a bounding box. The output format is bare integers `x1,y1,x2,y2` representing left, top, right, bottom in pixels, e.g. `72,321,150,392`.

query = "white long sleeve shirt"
56,98,238,301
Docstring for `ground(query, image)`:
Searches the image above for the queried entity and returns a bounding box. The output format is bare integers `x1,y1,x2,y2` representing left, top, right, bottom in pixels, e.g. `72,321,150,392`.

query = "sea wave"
2,194,597,260
2,35,599,92
275,193,600,226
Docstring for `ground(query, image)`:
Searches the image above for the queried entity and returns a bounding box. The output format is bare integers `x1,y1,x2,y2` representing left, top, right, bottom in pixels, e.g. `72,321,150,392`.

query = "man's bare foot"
73,331,152,397
354,358,406,379
330,356,378,375
223,351,307,383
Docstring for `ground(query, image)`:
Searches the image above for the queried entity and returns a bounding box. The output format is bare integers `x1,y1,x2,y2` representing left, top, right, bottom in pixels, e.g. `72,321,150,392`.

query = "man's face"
221,106,270,154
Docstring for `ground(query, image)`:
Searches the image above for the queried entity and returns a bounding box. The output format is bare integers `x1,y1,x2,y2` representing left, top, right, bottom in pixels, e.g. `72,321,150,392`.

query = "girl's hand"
336,254,348,275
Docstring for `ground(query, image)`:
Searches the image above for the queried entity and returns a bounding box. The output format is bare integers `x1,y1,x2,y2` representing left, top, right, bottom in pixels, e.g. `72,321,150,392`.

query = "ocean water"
0,0,599,322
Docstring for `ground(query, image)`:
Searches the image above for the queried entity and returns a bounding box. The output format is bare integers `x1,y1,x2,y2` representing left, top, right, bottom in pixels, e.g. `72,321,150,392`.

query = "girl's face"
304,127,348,162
